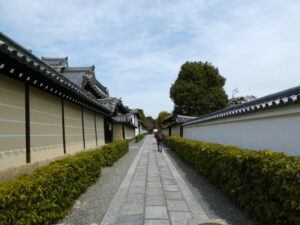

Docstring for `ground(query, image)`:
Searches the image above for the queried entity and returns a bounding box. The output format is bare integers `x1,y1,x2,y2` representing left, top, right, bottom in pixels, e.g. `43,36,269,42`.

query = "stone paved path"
100,135,221,225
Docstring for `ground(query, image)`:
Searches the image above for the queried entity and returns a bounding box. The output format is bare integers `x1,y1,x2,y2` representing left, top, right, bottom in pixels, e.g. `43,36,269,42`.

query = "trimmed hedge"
0,140,129,225
135,133,148,143
163,136,300,225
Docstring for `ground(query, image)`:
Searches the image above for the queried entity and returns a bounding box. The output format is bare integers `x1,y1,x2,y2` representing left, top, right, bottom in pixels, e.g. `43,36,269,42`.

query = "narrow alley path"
58,135,253,225
101,136,231,225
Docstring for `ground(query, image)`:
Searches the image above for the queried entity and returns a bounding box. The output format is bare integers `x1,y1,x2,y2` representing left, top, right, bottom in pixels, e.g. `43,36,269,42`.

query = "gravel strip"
55,139,145,225
163,146,255,225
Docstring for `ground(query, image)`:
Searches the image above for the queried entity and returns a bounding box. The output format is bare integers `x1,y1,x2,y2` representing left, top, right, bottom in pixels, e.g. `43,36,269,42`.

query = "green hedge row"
135,133,148,143
0,140,129,225
163,136,300,225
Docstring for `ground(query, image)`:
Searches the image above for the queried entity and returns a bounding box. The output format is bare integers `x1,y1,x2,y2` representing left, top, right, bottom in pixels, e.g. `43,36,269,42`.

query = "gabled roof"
184,85,300,126
164,114,196,124
112,114,137,128
41,57,109,99
98,97,130,114
127,108,141,118
41,57,68,71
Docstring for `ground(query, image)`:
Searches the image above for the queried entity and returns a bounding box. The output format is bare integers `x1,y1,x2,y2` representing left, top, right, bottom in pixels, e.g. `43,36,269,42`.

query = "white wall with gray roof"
183,104,300,156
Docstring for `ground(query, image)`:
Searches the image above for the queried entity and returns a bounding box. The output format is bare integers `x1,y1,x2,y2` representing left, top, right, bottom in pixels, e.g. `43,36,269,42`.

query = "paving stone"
126,193,145,204
166,200,189,211
129,186,146,194
165,191,183,200
122,202,144,215
133,175,147,181
147,175,160,179
132,181,146,187
144,219,170,225
147,177,160,182
145,206,168,219
146,187,164,196
136,172,147,176
161,172,172,176
169,212,192,225
146,195,165,206
162,179,176,185
147,181,162,188
163,184,179,192
117,215,144,225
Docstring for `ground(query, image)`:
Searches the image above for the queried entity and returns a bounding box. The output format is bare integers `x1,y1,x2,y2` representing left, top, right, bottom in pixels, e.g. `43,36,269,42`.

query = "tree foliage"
137,108,146,121
230,88,256,105
143,116,156,131
170,61,228,116
156,111,171,128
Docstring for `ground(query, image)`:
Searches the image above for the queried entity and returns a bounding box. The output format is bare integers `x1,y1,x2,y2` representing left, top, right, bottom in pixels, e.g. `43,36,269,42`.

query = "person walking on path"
154,130,163,152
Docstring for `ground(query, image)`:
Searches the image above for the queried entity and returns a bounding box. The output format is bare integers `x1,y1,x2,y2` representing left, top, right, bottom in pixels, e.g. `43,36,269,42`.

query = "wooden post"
122,123,125,140
180,125,183,137
25,84,31,163
81,106,85,149
94,112,98,146
111,121,114,142
61,99,66,154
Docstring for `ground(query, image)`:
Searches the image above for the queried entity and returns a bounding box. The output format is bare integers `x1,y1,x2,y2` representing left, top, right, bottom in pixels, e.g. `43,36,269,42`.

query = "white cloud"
1,0,300,117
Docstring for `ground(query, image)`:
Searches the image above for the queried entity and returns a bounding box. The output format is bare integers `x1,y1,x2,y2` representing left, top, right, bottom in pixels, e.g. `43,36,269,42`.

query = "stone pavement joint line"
100,136,214,225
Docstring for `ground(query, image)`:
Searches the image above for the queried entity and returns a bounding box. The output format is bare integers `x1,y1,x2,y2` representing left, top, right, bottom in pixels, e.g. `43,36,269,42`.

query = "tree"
156,111,171,128
170,61,228,116
230,88,256,104
143,116,156,131
137,108,146,121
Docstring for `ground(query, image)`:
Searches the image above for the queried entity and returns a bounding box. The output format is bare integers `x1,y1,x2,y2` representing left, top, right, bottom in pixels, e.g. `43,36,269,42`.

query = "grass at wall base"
0,139,129,225
163,136,300,225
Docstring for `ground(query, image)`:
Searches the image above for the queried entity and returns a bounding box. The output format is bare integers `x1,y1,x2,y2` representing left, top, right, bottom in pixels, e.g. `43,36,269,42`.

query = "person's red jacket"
155,132,163,141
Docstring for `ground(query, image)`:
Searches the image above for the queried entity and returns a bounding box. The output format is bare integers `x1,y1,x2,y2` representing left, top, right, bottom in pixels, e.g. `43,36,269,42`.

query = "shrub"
135,133,148,143
0,140,129,225
163,136,300,225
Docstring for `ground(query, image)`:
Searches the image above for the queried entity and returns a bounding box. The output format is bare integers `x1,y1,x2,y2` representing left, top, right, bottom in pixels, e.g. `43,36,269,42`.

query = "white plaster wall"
96,114,105,147
113,123,123,141
162,128,169,137
125,125,135,139
83,109,97,149
184,105,300,156
140,127,148,134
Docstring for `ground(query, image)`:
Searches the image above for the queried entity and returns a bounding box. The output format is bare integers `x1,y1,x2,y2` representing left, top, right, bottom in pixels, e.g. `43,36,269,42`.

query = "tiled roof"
41,57,68,67
176,115,196,123
98,97,120,111
41,57,109,98
164,114,196,124
112,114,128,123
127,108,141,118
41,57,68,73
0,32,112,115
98,97,130,113
62,67,109,97
112,114,137,128
184,85,300,126
63,71,87,87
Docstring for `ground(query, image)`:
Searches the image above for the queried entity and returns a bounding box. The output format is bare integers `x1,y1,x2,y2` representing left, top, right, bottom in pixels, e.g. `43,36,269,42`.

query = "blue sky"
1,0,300,117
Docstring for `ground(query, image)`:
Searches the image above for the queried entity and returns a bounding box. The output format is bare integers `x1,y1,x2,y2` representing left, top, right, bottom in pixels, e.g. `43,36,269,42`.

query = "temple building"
162,115,196,137
0,32,138,179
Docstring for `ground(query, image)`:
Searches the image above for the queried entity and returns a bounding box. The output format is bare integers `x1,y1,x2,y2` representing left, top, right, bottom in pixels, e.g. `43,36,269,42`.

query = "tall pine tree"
170,61,228,116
